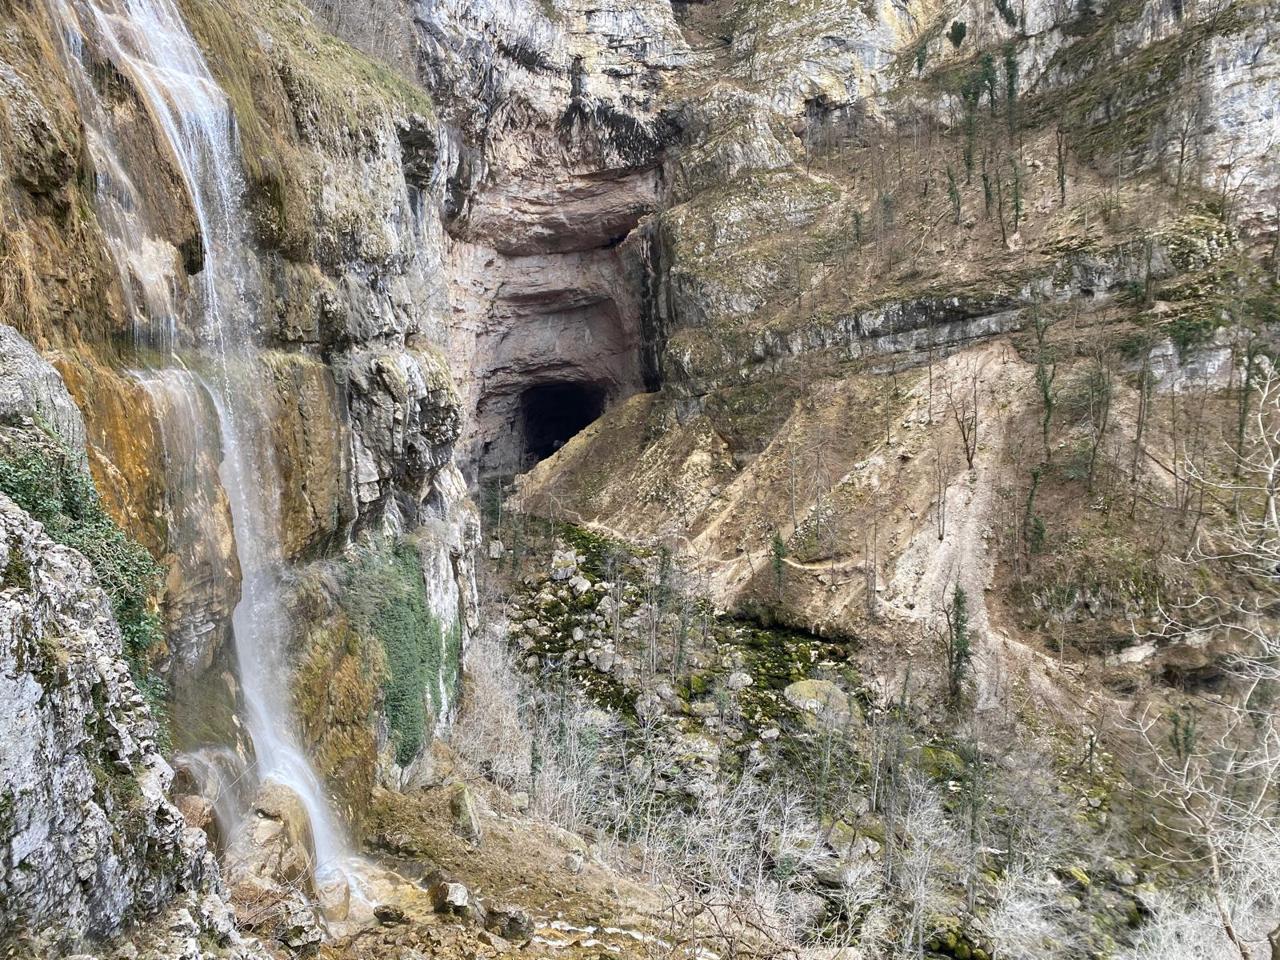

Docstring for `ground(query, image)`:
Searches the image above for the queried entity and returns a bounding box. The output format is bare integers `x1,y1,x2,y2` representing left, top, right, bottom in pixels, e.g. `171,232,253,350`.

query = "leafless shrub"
451,623,611,828
451,624,531,790
986,868,1081,960
1126,369,1280,959
896,772,961,957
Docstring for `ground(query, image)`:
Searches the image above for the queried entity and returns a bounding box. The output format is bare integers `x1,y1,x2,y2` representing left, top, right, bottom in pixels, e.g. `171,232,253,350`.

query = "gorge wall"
0,0,1277,953
2,0,687,949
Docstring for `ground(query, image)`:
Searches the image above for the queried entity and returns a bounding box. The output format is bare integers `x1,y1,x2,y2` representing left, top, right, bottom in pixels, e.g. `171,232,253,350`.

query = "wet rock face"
0,56,78,201
222,782,331,953
0,491,205,946
263,353,357,560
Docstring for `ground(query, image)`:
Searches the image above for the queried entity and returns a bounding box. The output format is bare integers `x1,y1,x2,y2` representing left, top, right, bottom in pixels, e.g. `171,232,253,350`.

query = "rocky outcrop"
0,490,262,957
341,347,463,517
0,326,263,956
0,325,88,467
223,782,318,900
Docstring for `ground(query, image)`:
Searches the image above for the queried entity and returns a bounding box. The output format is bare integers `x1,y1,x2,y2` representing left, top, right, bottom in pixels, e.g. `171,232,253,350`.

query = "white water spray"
47,0,355,885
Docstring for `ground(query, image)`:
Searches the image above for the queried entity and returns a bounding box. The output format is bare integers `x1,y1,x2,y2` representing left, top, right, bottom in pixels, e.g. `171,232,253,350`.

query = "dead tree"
946,361,982,469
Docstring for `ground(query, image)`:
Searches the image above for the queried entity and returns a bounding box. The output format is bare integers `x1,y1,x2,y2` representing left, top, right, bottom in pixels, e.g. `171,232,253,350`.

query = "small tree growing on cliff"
946,361,982,469
771,529,788,604
1083,348,1114,494
934,440,952,541
947,165,963,225
1032,304,1059,463
938,584,973,703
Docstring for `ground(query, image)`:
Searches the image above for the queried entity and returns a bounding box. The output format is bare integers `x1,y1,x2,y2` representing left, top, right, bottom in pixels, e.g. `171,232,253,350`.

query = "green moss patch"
343,541,461,766
0,429,167,732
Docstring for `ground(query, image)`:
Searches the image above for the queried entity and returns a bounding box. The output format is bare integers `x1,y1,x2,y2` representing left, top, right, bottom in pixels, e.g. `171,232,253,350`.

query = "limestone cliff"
0,0,1276,953
514,0,1279,665
0,340,265,957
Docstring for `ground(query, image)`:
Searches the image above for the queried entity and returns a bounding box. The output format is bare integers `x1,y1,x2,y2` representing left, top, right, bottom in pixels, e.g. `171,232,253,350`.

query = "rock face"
224,782,318,898
1,0,1277,950
0,324,88,467
342,348,463,513
0,490,263,957
507,0,1277,651
0,491,187,943
298,0,688,477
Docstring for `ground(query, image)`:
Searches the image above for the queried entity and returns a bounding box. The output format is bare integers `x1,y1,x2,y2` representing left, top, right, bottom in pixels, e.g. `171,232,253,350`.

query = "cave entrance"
520,381,607,467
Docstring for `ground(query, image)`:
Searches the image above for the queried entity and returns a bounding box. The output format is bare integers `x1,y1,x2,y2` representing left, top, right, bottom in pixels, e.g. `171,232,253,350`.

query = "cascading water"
45,4,181,345
46,0,355,888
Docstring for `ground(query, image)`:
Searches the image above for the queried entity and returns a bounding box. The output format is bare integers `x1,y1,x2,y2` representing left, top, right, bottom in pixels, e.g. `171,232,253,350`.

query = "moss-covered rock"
339,539,462,769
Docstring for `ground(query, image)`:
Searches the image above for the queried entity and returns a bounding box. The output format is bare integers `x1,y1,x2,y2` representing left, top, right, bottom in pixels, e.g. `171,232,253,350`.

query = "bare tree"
1084,348,1114,494
988,868,1083,960
934,440,952,540
1031,304,1058,463
1130,701,1280,960
1055,124,1069,206
864,516,879,620
896,772,960,958
946,360,982,470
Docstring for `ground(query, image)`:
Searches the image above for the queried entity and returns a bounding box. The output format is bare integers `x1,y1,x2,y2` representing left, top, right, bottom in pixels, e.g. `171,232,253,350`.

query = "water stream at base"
46,0,358,890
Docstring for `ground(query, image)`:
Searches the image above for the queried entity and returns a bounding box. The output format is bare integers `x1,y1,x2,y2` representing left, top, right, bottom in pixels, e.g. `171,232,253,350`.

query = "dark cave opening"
521,381,607,466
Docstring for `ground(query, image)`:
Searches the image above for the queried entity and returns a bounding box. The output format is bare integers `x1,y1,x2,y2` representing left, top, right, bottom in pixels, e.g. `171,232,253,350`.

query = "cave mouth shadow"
520,380,607,467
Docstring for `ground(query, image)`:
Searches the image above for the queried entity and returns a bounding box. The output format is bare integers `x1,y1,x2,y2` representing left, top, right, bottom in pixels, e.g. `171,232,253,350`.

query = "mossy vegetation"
495,515,859,734
343,540,461,766
292,601,383,832
0,429,167,723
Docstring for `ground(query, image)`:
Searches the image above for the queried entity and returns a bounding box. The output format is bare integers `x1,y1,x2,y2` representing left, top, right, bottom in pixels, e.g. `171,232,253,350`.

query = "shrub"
947,20,967,47
0,435,165,671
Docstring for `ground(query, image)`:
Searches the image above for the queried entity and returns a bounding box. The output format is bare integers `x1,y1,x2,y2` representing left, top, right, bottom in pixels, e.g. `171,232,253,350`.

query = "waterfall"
46,0,355,885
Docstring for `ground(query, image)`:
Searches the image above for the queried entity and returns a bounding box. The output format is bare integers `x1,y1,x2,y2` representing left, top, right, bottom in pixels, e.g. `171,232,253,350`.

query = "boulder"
550,549,578,581
429,880,485,925
374,903,408,925
636,692,665,719
173,793,216,834
449,783,483,844
486,903,534,941
278,894,324,952
783,680,861,730
224,782,317,899
316,871,352,923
